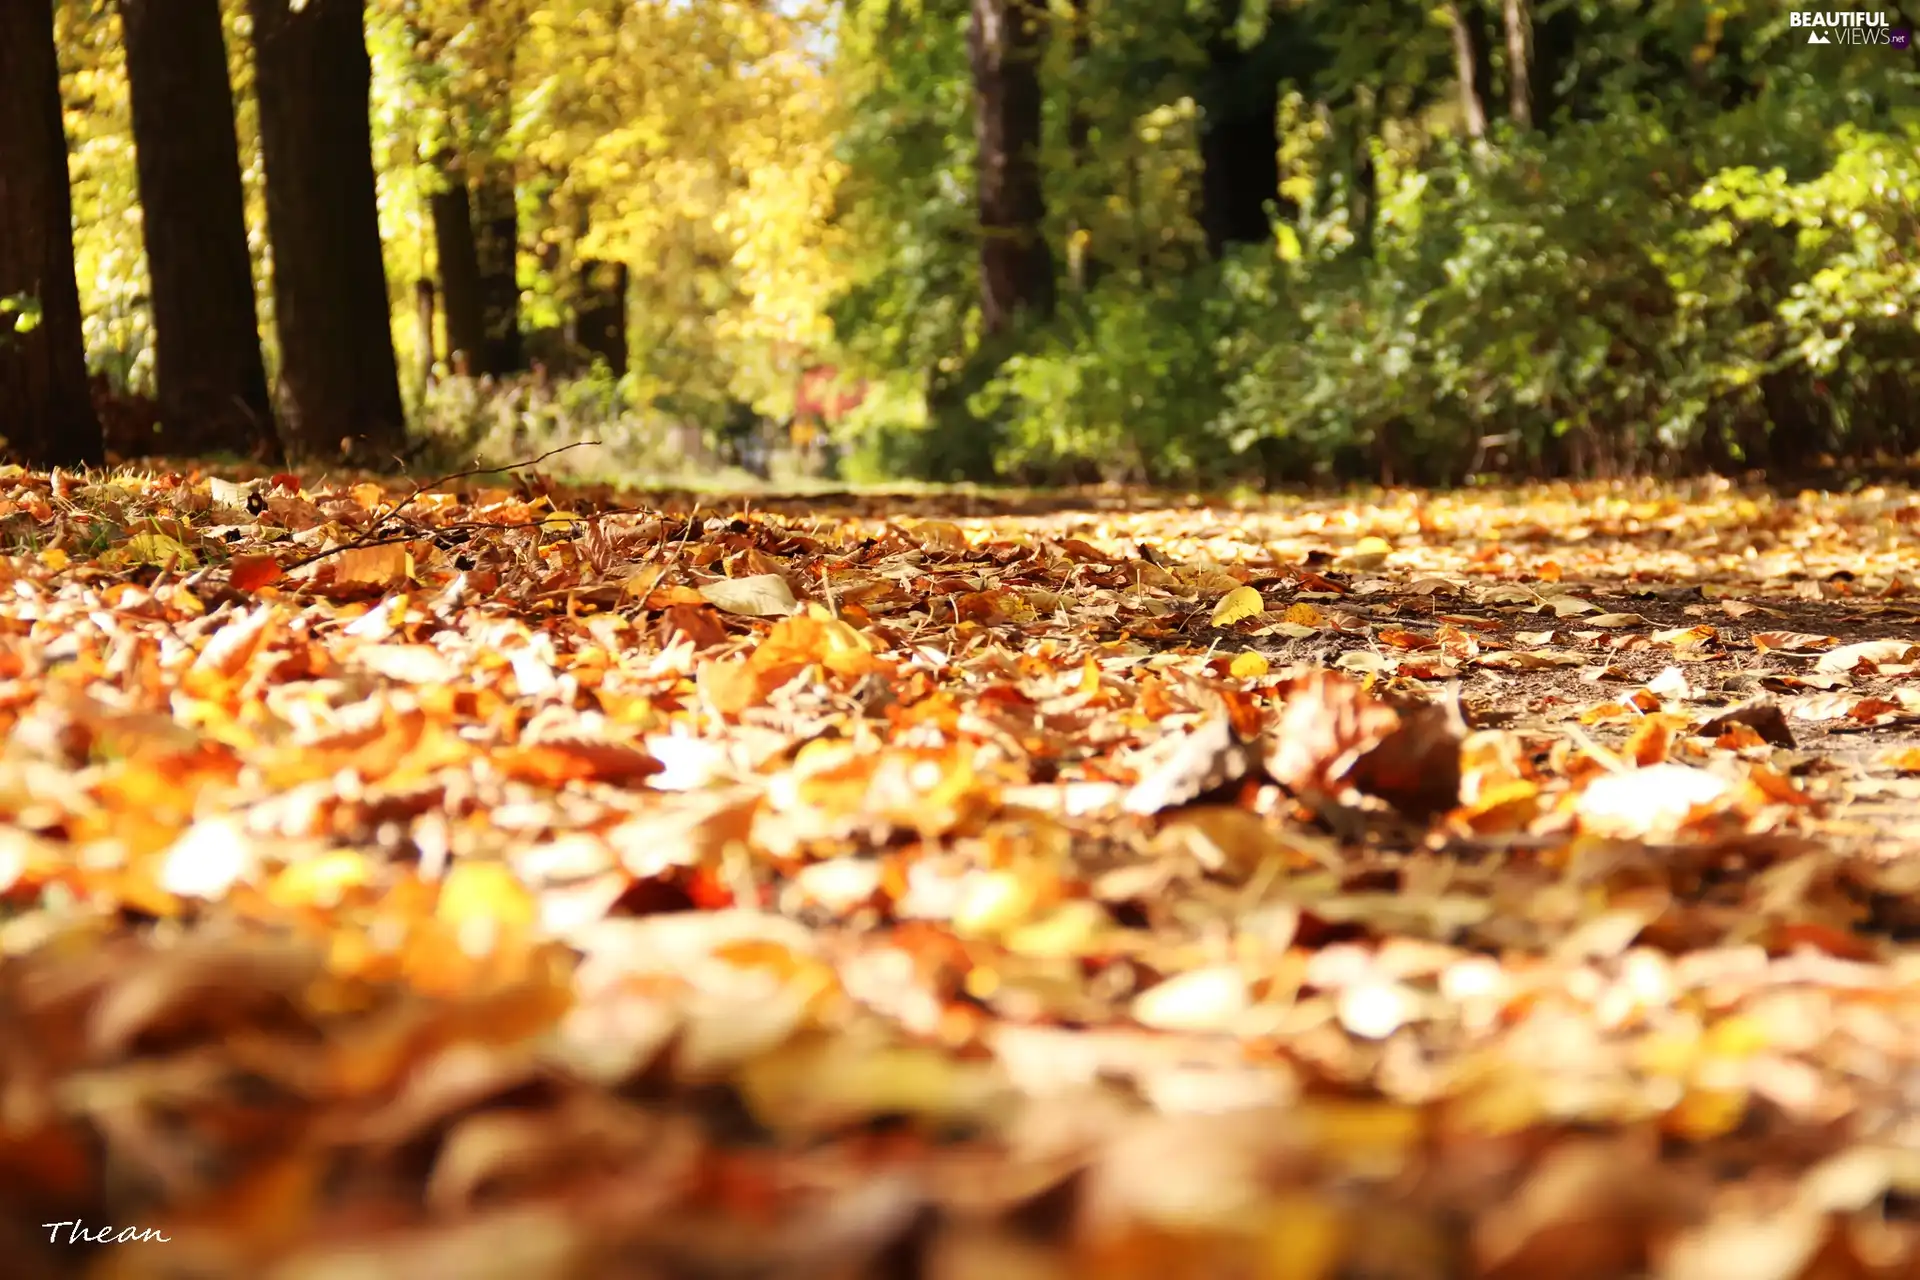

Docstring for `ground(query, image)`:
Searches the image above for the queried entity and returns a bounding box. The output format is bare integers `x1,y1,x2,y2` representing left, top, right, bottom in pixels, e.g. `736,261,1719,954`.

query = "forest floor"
6,464,1920,1278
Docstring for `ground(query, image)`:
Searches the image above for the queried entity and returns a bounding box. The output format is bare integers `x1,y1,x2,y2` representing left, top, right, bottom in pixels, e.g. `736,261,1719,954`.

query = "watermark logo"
1791,11,1906,46
43,1221,171,1246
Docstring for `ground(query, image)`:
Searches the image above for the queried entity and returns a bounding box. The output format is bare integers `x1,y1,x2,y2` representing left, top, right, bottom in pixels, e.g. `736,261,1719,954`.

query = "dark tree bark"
573,259,628,376
0,0,103,467
1350,93,1379,260
1444,1,1490,141
428,150,486,373
1531,2,1582,132
1197,25,1283,258
969,0,1055,335
1065,0,1102,293
120,0,280,461
1503,0,1533,128
250,0,406,460
412,278,437,387
472,165,523,375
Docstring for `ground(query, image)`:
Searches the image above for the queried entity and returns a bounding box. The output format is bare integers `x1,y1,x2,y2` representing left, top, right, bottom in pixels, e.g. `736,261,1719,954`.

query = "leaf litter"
6,469,1920,1275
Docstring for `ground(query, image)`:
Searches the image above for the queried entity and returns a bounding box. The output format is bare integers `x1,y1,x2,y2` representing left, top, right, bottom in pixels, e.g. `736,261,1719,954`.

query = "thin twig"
278,509,646,573
373,440,601,532
270,442,610,574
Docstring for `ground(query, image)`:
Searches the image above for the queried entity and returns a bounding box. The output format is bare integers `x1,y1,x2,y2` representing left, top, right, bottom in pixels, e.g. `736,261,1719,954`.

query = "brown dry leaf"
1654,624,1717,649
19,469,1920,1274
331,542,410,589
84,934,327,1057
1475,1137,1687,1280
1123,716,1254,815
1699,700,1796,748
1752,631,1838,653
699,572,801,617
1262,672,1402,796
1347,700,1464,816
1814,638,1920,673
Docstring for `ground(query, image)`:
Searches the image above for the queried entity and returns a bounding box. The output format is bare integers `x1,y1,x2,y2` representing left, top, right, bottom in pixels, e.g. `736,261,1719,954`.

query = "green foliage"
858,5,1920,484
2,294,44,338
39,0,1920,483
976,270,1239,483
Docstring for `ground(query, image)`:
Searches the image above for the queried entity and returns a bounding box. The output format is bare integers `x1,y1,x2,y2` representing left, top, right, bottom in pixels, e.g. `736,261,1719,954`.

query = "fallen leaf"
1211,585,1265,627
1815,639,1920,673
1131,966,1251,1033
1575,764,1734,839
699,572,801,617
333,542,410,589
230,552,284,591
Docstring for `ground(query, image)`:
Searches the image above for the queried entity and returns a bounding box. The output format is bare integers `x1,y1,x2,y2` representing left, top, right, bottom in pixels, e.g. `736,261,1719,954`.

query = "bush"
933,75,1920,487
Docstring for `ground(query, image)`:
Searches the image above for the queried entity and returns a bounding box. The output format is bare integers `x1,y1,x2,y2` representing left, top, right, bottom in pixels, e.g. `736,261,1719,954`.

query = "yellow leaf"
123,532,198,568
1230,651,1271,679
952,869,1045,938
39,547,69,570
1284,602,1324,627
1341,535,1393,570
1664,1086,1748,1141
436,862,536,933
1273,223,1303,263
1211,585,1264,627
737,1037,1003,1133
269,851,372,910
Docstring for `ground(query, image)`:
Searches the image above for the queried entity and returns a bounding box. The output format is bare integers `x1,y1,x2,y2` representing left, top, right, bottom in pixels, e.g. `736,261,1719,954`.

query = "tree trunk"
574,259,628,376
0,0,103,467
413,278,437,388
1197,27,1283,258
1066,0,1102,293
120,0,280,461
1350,92,1379,260
250,0,406,461
1531,2,1581,132
1444,1,1489,141
969,0,1055,335
472,165,522,375
1503,0,1532,128
429,150,486,374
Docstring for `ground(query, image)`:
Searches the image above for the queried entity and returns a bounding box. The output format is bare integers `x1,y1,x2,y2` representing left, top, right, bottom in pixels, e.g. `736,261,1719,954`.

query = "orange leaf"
495,740,661,787
229,553,283,592
332,542,410,590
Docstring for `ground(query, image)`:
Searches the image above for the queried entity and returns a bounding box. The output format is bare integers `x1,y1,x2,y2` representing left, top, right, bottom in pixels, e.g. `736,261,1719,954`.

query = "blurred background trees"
5,0,1918,483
